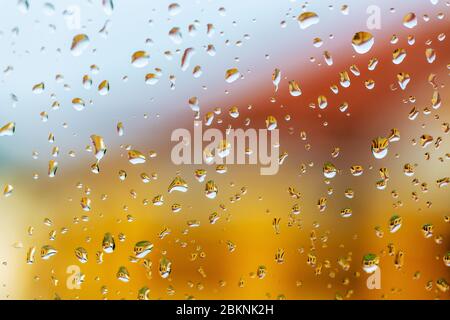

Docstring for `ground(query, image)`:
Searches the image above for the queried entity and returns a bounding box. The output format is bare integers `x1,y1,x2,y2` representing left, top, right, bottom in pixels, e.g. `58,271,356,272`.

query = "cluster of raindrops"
0,0,448,300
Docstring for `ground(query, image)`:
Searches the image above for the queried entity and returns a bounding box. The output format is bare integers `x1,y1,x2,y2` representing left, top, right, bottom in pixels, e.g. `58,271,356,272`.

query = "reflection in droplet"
70,34,90,56
425,48,436,63
80,197,91,211
193,65,202,78
266,116,277,131
48,160,58,177
72,98,85,111
102,233,115,253
145,73,159,85
32,82,45,94
131,51,149,68
225,68,240,83
181,48,195,71
323,162,337,178
26,246,36,264
351,32,374,54
371,137,389,159
0,122,16,136
297,12,319,29
289,80,302,96
41,245,57,260
169,27,182,44
98,80,110,95
168,176,188,193
82,75,92,89
392,48,407,64
75,247,88,263
205,180,218,199
3,184,13,197
90,135,107,161
159,256,172,278
168,3,181,16
272,68,281,91
116,266,130,282
403,13,417,29
133,241,153,259
128,150,146,164
397,72,410,90
339,71,351,88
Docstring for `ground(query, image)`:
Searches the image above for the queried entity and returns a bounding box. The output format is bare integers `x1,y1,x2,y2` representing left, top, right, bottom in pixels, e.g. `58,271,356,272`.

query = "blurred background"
0,0,448,299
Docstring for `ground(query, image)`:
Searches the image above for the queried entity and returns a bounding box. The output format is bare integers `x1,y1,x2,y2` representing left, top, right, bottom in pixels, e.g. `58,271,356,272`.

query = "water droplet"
72,98,85,111
425,48,436,63
0,122,15,136
323,162,337,178
138,287,150,300
82,75,92,89
75,247,88,263
117,122,124,136
351,31,374,54
339,71,351,88
205,180,218,199
392,48,407,64
3,184,13,197
168,176,188,193
443,252,450,267
323,51,333,65
368,57,378,71
90,135,107,161
389,215,402,233
168,3,181,16
362,253,379,273
266,116,277,130
80,197,91,211
32,82,45,94
272,68,281,91
297,12,320,29
133,241,153,258
289,80,302,96
128,150,146,164
403,13,417,29
340,208,352,218
145,73,159,85
181,47,195,71
98,80,110,95
169,27,182,44
41,245,57,260
388,128,400,142
225,68,240,83
193,65,202,78
371,137,389,159
26,246,36,264
102,233,115,253
422,224,433,238
397,72,410,90
159,256,172,278
131,51,149,68
116,266,130,282
71,34,90,56
318,95,328,109
48,160,58,177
